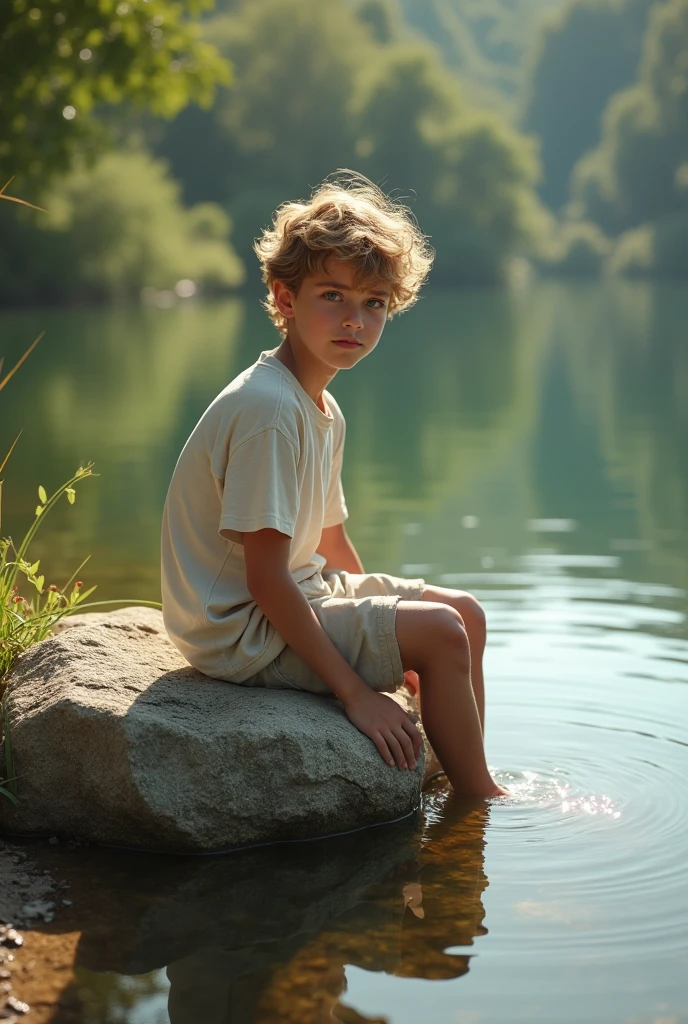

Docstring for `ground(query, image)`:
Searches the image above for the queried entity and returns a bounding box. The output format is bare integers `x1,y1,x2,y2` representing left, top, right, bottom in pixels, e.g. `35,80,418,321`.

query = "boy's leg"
395,601,504,798
421,586,486,732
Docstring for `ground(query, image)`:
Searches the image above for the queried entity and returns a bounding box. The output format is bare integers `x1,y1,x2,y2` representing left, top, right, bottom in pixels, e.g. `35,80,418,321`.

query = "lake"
1,279,687,1023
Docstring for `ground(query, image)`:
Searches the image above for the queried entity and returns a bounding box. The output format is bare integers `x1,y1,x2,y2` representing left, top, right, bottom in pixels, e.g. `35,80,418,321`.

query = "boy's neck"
273,334,337,413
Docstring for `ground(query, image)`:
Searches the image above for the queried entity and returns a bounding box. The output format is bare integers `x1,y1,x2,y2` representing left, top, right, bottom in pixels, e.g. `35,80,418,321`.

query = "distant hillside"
398,0,562,114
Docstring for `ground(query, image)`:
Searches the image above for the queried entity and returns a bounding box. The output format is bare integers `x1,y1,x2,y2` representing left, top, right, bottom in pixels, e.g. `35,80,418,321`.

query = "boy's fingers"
384,731,407,768
405,720,423,758
399,713,422,756
372,731,395,767
394,727,417,769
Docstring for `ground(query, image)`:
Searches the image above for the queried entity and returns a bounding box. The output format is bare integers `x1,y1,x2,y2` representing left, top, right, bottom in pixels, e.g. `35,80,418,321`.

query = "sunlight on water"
491,769,622,819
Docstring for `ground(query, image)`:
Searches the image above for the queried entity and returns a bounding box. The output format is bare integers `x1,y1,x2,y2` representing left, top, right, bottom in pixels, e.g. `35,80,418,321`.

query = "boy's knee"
423,605,470,664
461,594,486,637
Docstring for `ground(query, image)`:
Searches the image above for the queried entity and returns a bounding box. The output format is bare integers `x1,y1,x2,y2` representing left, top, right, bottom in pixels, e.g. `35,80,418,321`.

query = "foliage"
570,0,688,260
0,0,229,185
355,0,400,44
520,0,654,210
534,220,612,277
0,446,96,801
608,221,655,275
205,0,365,193
156,0,547,287
353,44,547,283
397,0,558,113
609,210,688,277
0,468,97,696
0,150,244,305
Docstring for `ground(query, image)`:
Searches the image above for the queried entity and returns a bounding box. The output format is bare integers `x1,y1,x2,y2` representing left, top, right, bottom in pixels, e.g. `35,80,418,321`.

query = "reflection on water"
1,280,687,1022
49,803,487,1022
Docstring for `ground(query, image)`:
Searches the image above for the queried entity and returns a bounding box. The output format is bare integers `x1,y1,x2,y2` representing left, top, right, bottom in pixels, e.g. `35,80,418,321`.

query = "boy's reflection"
164,791,490,1023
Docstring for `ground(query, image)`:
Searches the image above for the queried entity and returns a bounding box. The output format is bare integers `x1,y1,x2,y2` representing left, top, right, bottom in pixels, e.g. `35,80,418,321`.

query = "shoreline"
0,838,81,1023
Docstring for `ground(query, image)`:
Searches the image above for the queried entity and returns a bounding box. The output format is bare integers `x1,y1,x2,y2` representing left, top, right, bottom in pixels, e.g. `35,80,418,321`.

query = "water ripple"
420,575,688,969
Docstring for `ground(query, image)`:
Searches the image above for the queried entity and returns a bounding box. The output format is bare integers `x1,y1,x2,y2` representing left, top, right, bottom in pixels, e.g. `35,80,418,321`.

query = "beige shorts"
241,569,425,695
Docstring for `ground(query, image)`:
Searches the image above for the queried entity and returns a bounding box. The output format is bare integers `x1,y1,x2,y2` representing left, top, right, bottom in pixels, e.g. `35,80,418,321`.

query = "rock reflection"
51,791,490,1023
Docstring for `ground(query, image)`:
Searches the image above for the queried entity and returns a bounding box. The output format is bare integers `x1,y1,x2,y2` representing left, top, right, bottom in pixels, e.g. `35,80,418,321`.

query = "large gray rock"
0,608,432,852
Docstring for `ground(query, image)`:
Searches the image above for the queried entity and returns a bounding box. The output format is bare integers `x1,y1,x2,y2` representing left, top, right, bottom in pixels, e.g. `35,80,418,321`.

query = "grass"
0,463,98,691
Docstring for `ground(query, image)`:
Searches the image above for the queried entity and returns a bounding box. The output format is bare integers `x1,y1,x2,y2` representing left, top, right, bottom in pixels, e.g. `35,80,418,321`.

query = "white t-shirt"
161,349,348,681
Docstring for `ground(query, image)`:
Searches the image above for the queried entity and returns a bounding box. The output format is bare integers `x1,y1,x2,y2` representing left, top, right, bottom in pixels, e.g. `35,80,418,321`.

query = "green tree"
355,0,401,44
159,0,367,204
0,150,244,304
397,0,560,114
533,220,612,277
0,0,229,183
353,45,546,283
571,0,688,271
520,0,654,210
156,0,546,286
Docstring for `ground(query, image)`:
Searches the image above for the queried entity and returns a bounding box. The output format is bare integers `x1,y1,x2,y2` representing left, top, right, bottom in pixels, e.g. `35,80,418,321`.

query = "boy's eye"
323,291,342,301
367,298,385,308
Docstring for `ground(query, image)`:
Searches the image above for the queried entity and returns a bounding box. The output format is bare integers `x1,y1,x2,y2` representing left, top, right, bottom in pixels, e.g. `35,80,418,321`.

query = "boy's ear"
272,280,296,320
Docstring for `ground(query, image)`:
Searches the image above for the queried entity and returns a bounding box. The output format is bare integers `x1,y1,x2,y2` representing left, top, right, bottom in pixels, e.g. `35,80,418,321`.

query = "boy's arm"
243,528,420,770
316,523,364,574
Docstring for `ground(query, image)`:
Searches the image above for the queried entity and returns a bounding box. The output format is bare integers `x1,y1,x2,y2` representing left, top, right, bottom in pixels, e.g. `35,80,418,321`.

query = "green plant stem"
4,465,94,597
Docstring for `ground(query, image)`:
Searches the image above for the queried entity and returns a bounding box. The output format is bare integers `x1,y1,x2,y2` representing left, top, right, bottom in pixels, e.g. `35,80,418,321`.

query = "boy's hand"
342,687,422,770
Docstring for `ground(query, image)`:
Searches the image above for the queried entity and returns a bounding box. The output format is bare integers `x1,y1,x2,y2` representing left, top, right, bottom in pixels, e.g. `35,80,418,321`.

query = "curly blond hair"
254,170,434,334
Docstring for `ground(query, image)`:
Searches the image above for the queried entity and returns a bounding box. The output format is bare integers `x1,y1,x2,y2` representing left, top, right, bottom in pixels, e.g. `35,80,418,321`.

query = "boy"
161,172,506,799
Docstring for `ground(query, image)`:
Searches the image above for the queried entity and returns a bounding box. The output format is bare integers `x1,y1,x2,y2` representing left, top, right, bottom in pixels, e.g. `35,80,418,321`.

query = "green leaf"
29,560,40,575
66,488,76,505
38,485,47,503
35,505,43,517
35,574,44,594
0,783,19,807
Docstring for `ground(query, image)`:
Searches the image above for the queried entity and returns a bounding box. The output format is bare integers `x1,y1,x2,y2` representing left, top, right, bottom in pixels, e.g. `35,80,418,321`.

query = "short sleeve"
219,427,299,538
323,418,348,528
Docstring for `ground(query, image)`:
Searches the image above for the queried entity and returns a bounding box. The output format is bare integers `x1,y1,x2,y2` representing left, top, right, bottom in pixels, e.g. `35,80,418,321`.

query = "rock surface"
0,608,432,853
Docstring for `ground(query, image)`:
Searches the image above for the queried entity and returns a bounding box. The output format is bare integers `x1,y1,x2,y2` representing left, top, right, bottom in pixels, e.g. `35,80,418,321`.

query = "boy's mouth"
332,339,362,350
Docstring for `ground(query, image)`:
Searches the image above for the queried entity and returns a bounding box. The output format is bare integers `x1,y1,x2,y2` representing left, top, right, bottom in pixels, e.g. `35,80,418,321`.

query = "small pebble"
48,837,59,846
6,995,30,1014
0,973,8,981
0,933,22,950
62,900,72,907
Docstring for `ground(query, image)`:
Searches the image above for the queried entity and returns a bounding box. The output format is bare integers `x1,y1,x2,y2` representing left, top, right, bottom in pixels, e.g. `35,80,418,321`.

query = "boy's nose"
342,308,364,330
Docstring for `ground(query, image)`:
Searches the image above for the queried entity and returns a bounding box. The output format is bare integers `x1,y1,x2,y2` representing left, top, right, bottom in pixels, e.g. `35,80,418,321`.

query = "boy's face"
273,259,390,371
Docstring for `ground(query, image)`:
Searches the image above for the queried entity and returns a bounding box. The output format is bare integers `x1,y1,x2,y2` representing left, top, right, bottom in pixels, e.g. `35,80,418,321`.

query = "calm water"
1,281,687,1023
